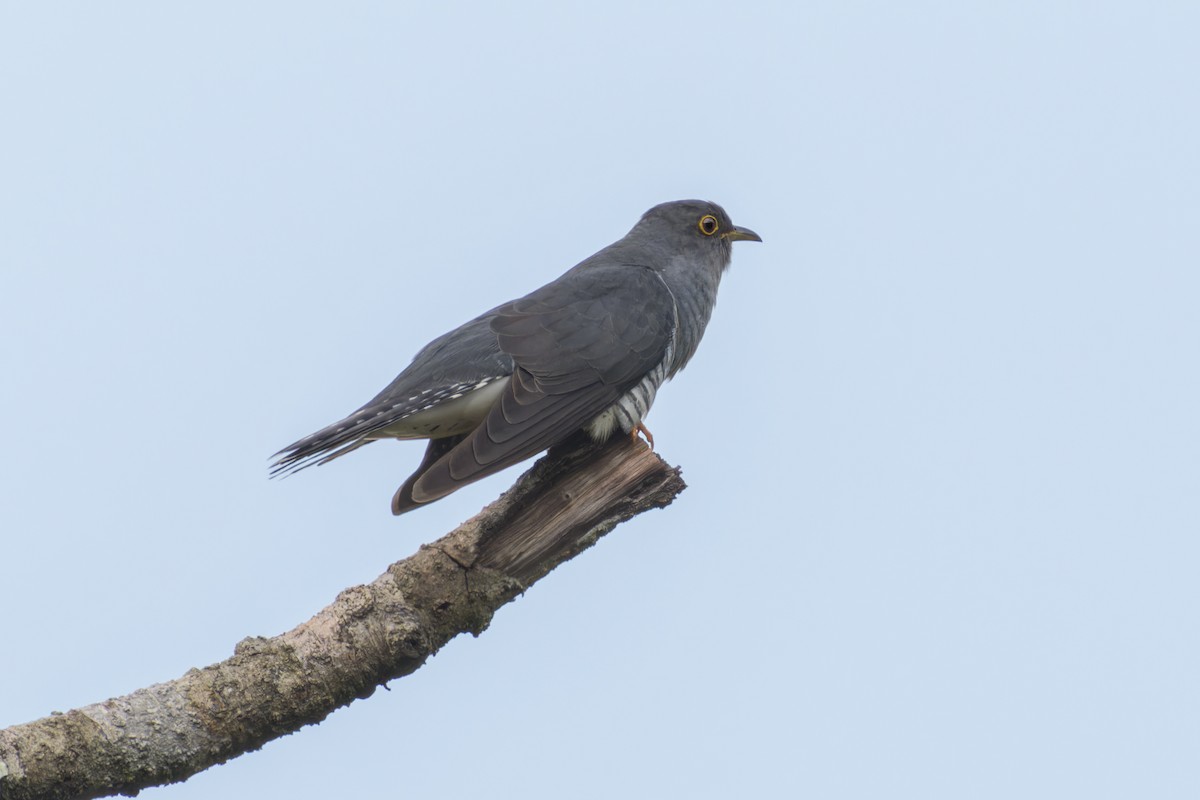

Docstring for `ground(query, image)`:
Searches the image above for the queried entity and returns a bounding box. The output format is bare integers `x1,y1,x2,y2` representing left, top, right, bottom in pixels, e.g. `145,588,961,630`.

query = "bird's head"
630,199,761,268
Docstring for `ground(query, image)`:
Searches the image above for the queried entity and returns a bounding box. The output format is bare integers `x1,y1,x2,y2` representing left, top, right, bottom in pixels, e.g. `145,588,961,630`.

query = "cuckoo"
271,200,761,514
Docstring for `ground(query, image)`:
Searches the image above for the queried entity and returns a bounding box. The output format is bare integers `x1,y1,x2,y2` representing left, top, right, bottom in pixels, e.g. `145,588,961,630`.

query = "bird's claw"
630,422,655,450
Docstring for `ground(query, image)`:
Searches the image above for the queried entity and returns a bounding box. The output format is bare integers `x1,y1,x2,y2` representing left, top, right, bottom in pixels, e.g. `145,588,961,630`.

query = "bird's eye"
698,215,720,236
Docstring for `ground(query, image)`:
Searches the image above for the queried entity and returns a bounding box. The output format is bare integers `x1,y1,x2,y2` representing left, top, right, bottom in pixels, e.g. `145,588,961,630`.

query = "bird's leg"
630,421,655,449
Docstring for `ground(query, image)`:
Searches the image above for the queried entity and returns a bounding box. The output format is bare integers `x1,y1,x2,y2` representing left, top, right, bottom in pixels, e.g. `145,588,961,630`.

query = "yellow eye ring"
698,214,720,236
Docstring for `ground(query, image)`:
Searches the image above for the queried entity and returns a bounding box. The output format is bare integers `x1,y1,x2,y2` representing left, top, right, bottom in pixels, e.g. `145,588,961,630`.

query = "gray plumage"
271,199,761,514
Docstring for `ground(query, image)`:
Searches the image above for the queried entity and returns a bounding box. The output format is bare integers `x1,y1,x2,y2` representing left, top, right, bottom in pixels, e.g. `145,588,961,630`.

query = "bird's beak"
722,225,762,243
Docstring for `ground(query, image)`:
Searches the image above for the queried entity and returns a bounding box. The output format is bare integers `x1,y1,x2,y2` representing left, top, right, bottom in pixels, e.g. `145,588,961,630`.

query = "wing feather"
403,265,674,509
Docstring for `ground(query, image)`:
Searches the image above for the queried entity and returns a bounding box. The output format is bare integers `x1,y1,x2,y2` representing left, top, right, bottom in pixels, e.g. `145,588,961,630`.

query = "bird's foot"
630,422,655,450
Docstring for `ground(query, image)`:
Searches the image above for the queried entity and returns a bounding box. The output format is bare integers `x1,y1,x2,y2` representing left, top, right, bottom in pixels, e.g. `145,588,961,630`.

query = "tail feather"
270,421,376,478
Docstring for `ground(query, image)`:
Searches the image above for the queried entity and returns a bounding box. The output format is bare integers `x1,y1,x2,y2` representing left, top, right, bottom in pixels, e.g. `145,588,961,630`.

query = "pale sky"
3,3,1198,798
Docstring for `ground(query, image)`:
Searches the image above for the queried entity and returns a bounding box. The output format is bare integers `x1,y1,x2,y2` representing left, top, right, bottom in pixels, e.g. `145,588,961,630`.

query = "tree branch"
0,435,685,800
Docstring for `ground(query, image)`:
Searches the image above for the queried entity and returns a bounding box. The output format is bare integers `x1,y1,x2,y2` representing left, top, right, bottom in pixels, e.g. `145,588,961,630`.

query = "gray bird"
271,199,761,514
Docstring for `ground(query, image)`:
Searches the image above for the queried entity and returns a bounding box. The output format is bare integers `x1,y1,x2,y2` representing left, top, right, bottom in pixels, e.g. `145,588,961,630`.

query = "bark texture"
0,435,684,800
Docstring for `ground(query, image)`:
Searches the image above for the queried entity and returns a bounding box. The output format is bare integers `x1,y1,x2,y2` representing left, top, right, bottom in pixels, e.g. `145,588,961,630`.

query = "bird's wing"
400,264,674,510
270,314,509,477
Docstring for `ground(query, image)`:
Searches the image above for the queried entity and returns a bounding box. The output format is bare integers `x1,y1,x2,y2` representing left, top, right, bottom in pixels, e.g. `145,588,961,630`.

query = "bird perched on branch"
271,199,761,515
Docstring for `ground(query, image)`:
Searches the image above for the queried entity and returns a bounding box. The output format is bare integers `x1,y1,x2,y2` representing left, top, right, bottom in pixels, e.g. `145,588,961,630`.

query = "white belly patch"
370,376,510,440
